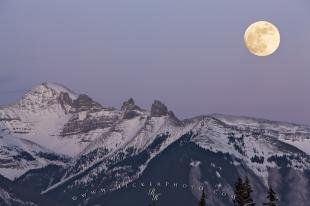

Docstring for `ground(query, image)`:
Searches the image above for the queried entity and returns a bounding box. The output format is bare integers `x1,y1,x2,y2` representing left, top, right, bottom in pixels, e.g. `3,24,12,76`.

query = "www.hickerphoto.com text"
71,181,235,201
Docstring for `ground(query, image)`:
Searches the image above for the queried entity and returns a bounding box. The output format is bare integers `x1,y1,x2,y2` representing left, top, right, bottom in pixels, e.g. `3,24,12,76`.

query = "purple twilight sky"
0,0,309,125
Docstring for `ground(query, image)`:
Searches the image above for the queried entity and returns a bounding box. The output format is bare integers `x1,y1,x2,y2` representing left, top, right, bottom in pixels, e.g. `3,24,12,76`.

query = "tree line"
198,176,278,206
148,176,278,206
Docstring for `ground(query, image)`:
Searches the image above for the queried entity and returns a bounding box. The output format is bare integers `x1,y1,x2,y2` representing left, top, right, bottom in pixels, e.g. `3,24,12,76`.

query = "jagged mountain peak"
28,82,77,100
121,97,135,110
72,94,103,112
21,83,104,113
15,82,78,111
121,98,135,110
42,82,77,98
149,100,182,125
121,98,140,110
120,98,145,119
150,100,168,117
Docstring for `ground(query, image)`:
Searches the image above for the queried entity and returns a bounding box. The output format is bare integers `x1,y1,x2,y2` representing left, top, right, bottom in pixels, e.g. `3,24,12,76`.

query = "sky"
0,0,309,125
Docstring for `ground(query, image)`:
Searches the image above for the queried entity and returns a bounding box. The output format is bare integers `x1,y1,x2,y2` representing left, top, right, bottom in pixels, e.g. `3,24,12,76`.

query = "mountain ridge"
0,82,310,205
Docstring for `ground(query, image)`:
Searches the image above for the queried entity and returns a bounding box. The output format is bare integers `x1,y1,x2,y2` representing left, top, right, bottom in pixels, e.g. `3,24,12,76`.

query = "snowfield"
0,82,310,187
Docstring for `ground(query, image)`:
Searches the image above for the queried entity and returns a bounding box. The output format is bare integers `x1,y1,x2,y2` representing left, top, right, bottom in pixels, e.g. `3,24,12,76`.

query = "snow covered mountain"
0,82,113,157
0,132,69,181
0,83,310,206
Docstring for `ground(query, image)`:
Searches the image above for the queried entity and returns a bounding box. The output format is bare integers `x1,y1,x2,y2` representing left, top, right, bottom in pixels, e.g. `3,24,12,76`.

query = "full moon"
244,21,280,56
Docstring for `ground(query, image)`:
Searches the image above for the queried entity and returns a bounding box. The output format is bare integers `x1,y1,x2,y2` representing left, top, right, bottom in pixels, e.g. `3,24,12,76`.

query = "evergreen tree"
243,177,255,206
233,177,244,206
233,177,255,206
263,186,278,206
198,189,206,206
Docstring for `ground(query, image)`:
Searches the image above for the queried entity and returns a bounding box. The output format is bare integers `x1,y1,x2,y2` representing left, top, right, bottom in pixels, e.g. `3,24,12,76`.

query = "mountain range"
0,82,309,206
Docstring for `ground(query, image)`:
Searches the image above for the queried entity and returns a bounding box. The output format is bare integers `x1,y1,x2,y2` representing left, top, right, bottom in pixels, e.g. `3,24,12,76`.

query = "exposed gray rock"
58,92,72,113
72,94,102,112
61,112,120,136
150,100,168,117
61,95,120,136
121,98,143,119
121,98,135,110
168,110,183,126
58,92,72,106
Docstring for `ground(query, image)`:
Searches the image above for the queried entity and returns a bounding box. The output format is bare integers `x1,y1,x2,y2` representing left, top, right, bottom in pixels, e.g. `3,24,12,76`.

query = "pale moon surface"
244,21,280,56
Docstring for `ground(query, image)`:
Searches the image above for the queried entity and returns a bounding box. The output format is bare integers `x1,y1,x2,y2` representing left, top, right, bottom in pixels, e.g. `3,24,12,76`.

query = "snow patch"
280,139,310,155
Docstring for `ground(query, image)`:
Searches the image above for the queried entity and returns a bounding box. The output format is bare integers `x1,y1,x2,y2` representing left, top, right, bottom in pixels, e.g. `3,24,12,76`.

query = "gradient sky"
0,0,309,125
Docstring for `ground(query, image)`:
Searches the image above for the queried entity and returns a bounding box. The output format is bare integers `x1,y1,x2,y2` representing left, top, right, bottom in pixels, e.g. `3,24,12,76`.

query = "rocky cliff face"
0,83,310,206
150,100,168,117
